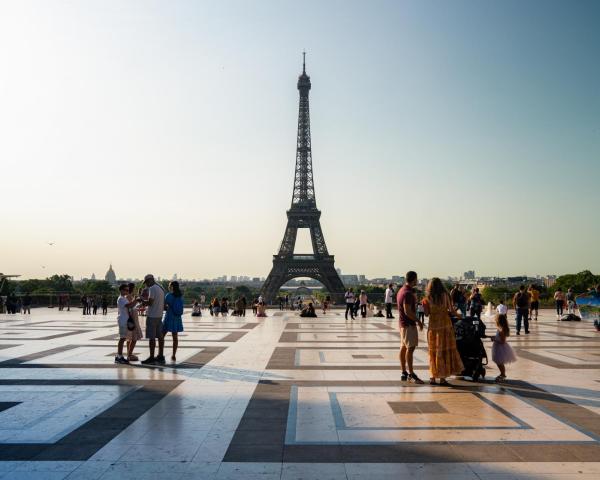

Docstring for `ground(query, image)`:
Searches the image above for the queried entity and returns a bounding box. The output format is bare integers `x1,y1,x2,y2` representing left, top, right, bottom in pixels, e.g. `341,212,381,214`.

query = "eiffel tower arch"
262,54,345,303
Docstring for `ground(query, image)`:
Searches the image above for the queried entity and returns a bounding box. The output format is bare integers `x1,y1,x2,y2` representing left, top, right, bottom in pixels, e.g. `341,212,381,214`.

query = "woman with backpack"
162,281,184,362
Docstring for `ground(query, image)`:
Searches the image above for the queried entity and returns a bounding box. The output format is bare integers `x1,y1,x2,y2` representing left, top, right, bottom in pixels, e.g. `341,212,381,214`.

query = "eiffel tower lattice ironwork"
262,54,345,302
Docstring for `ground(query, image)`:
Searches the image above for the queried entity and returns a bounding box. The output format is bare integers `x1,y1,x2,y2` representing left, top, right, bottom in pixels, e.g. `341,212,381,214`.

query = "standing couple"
116,274,184,365
397,271,463,385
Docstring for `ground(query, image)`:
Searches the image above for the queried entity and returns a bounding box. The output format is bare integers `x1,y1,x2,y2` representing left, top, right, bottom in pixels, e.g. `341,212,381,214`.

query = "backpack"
516,292,529,308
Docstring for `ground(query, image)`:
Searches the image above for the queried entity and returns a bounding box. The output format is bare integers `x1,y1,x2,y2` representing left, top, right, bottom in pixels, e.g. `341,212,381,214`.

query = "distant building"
105,264,116,284
340,274,359,285
91,273,96,280
392,275,405,284
463,270,476,280
544,275,557,288
358,275,366,283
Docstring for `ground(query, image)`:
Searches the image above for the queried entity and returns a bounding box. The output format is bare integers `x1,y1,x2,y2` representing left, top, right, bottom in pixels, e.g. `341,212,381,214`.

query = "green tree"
78,280,115,296
553,271,599,294
47,274,74,292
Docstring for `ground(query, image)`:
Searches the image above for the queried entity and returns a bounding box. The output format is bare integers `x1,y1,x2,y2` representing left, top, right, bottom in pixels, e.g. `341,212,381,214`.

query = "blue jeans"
516,307,529,333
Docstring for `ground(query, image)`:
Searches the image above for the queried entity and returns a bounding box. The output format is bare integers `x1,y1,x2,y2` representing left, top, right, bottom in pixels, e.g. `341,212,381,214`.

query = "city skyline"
1,1,599,280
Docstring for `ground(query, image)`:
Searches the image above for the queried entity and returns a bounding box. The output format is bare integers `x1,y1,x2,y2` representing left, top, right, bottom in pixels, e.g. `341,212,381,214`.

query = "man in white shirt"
141,274,166,365
385,283,395,319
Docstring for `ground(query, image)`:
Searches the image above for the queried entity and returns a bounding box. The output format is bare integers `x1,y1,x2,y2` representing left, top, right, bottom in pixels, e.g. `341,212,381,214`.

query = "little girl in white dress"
491,313,517,382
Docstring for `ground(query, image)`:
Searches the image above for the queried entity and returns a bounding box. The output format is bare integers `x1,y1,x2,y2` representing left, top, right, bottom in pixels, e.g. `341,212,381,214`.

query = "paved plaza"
0,308,599,479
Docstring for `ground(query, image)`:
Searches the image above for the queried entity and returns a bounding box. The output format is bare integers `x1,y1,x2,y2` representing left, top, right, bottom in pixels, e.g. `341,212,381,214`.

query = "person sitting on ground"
374,306,385,317
191,301,201,317
256,301,267,317
300,302,317,318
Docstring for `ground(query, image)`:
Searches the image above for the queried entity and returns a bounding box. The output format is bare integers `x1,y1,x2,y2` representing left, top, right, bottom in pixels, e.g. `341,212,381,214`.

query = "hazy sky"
1,0,598,281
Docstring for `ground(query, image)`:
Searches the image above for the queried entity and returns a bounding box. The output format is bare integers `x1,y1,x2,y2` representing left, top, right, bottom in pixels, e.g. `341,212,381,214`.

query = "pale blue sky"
1,0,598,279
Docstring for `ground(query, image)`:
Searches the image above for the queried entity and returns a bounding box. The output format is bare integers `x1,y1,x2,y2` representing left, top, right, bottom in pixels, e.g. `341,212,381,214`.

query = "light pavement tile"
217,462,282,475
214,475,280,480
184,462,221,475
101,461,191,474
468,462,600,474
282,462,348,479
122,441,204,462
0,463,23,474
476,476,600,480
97,471,184,480
344,463,412,476
11,462,82,472
0,472,72,480
64,462,112,480
88,443,131,462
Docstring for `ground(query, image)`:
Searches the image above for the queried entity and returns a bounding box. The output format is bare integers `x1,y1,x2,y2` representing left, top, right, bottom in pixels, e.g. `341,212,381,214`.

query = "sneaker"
495,375,506,383
141,356,156,365
409,373,424,384
516,331,520,336
401,371,409,381
115,356,129,365
525,331,530,334
155,355,166,365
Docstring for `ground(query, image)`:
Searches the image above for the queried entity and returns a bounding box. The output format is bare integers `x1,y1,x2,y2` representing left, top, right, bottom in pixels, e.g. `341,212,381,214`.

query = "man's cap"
144,274,154,281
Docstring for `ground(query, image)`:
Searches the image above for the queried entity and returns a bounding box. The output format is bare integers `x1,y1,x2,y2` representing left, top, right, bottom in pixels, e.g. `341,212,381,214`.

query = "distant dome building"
105,264,116,284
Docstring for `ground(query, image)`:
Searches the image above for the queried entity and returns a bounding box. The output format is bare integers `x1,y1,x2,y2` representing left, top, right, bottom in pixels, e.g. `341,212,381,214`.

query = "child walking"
491,313,517,382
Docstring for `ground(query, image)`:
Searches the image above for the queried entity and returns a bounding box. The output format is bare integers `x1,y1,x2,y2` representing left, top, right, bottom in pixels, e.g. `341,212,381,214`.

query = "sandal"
495,375,506,383
127,354,139,362
409,373,424,384
439,379,450,386
429,379,437,385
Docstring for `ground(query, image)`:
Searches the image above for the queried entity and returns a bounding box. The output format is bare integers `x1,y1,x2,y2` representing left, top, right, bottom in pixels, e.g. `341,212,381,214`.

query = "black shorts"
530,301,539,310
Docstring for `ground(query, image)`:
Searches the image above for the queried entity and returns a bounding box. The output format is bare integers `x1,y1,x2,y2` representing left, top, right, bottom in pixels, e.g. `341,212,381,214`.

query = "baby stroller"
453,316,488,381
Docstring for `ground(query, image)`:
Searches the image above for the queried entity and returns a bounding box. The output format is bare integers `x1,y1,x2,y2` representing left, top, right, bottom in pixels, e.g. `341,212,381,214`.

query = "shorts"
400,325,418,348
146,316,163,340
118,323,129,339
530,301,539,310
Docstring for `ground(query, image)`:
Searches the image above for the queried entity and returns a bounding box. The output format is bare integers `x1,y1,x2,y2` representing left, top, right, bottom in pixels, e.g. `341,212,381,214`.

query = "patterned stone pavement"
0,308,599,479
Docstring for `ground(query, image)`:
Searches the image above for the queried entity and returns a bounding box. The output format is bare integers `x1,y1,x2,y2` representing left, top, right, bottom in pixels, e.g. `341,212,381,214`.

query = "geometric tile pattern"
2,308,600,478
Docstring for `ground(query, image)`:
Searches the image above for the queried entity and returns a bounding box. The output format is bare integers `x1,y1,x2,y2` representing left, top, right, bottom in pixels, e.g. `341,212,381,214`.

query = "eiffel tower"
262,54,345,303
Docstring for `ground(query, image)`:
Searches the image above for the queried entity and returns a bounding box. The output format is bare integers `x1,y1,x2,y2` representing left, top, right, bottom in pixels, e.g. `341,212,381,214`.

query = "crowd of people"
0,294,31,314
80,295,109,315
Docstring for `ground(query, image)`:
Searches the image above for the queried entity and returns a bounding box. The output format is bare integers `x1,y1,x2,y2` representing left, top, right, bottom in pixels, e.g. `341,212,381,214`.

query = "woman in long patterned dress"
423,278,464,385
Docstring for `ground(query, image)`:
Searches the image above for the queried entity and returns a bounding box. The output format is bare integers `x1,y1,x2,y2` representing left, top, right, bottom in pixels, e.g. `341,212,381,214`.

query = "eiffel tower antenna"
261,55,345,302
